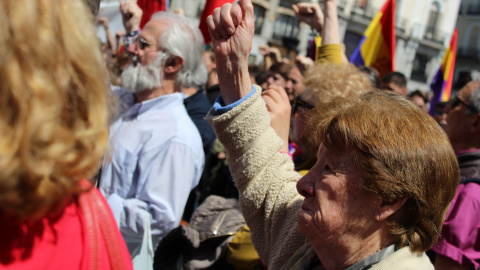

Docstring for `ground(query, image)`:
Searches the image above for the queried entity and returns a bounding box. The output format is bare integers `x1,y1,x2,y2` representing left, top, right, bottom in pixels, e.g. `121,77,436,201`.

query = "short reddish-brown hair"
312,91,459,252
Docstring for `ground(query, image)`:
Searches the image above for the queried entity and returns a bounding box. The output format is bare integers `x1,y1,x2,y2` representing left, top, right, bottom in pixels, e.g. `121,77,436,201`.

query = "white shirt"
100,88,204,253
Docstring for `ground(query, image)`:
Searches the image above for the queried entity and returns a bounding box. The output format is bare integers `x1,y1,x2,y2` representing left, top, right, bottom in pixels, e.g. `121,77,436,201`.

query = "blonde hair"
313,91,459,252
297,62,373,162
302,62,373,106
0,0,109,220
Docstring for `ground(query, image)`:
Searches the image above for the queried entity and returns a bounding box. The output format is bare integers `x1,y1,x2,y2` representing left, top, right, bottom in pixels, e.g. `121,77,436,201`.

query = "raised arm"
206,0,254,105
292,2,324,34
322,0,340,45
120,0,142,34
98,17,116,54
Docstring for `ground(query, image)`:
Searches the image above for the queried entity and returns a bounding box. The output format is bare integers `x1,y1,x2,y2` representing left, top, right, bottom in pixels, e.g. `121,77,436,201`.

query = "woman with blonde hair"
0,0,132,269
290,62,373,173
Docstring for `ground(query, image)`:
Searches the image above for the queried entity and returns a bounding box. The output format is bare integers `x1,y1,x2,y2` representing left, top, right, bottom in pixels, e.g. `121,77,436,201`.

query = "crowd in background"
1,0,480,269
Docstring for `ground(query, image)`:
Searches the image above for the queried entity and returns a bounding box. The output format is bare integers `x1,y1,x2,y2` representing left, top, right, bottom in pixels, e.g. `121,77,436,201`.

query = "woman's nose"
296,173,314,197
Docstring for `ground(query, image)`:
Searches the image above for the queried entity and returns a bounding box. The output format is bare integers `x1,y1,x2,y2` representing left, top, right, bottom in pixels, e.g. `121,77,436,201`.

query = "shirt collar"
120,92,185,119
345,244,396,270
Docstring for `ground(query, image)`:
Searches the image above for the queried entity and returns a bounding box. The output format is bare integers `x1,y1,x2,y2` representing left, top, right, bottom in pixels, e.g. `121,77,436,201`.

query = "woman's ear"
375,197,408,221
164,56,185,74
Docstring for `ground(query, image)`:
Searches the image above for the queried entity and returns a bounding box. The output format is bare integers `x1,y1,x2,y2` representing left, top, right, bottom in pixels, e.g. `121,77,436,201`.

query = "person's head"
382,72,407,96
291,62,373,160
202,49,218,88
408,90,429,113
0,0,109,220
255,70,271,90
434,101,448,128
123,12,207,95
296,91,458,257
268,62,292,88
285,66,305,104
357,66,381,89
444,81,480,152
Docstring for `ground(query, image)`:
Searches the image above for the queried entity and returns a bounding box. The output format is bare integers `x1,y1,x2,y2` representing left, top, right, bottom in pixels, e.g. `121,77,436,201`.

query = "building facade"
100,0,462,93
455,0,480,92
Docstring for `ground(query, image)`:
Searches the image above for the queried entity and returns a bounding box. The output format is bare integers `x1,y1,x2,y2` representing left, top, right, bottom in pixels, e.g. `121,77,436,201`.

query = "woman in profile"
0,0,132,269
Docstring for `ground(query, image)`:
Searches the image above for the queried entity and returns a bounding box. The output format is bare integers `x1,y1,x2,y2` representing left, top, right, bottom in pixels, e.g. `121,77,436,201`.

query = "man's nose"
286,79,292,87
127,41,138,56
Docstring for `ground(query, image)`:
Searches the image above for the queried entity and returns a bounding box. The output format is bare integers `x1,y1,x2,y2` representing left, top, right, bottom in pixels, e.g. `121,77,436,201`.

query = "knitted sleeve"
206,85,306,269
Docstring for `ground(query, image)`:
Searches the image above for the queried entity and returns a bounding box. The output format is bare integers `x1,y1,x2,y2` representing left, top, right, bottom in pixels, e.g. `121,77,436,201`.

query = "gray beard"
121,54,165,93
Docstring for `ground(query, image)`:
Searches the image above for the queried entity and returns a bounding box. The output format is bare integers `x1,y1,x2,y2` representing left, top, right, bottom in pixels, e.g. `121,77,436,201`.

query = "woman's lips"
301,201,311,212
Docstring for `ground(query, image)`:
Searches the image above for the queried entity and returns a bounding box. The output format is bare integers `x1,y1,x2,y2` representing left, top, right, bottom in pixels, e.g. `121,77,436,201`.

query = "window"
272,13,299,40
278,0,296,8
344,31,362,60
468,0,480,15
468,25,480,49
253,4,266,35
411,53,430,83
425,2,440,40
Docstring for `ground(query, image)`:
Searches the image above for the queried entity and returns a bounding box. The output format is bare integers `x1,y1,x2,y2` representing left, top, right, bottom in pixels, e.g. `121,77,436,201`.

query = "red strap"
78,187,101,270
78,181,128,270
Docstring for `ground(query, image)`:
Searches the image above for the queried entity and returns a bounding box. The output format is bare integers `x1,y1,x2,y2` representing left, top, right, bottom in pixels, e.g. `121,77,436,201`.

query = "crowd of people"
1,0,480,269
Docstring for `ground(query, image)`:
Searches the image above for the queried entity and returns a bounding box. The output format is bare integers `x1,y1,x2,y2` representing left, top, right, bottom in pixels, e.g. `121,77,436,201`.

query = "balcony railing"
411,23,446,45
337,0,348,11
351,1,379,19
423,30,446,44
396,17,407,33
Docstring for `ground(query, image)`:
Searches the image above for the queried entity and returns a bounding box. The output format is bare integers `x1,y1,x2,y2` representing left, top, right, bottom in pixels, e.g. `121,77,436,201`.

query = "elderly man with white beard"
98,1,205,259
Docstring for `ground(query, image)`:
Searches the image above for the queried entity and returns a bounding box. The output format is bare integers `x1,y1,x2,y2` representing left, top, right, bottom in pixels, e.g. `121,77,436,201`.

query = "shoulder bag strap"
79,181,129,270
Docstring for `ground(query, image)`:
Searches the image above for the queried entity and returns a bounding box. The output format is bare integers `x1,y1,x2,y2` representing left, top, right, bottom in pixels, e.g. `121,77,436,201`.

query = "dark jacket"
184,90,216,157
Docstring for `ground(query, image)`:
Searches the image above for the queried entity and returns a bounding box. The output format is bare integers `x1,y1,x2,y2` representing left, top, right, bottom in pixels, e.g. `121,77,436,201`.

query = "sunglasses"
292,95,314,115
450,96,479,113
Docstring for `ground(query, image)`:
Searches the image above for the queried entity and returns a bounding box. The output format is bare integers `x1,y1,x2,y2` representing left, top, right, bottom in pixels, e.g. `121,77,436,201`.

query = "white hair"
469,85,480,113
121,51,167,93
150,12,207,88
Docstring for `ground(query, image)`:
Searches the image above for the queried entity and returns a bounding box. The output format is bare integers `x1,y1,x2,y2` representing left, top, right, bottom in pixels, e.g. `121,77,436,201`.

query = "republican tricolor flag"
429,29,458,116
349,0,396,78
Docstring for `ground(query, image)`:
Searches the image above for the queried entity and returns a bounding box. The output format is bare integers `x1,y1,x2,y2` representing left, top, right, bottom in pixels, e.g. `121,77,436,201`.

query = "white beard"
121,53,166,93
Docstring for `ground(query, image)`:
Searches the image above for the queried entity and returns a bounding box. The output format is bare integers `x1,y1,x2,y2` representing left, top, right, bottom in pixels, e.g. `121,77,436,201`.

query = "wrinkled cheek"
297,210,314,236
314,207,343,231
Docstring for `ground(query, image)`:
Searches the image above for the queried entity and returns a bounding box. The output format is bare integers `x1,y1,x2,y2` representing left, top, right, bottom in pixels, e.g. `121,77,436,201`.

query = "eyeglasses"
449,96,479,113
292,95,314,115
123,36,156,55
126,36,154,50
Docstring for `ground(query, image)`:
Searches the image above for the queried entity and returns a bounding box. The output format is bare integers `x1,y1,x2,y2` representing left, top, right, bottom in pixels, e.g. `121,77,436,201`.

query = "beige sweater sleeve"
206,85,307,269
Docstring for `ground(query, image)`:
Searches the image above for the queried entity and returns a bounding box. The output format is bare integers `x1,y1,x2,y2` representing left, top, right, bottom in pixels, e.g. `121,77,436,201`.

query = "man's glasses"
123,36,155,56
450,96,479,113
135,36,153,50
292,95,314,115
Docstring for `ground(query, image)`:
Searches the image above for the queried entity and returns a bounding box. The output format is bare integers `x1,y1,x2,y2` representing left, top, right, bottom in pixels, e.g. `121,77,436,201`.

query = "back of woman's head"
0,0,109,220
302,62,373,106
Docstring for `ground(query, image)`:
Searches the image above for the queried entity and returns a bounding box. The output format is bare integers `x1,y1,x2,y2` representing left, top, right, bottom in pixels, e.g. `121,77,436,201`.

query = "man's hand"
262,86,291,153
207,0,255,105
292,3,324,33
120,0,143,33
